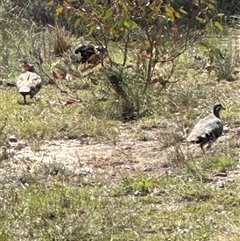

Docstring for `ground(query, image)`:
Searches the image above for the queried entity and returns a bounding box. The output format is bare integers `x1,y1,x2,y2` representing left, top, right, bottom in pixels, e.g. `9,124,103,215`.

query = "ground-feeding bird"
186,103,225,153
71,42,107,66
16,63,42,104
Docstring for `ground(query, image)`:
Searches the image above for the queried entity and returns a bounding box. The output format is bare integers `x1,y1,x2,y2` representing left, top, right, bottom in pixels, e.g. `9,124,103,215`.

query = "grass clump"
0,86,119,142
201,155,238,173
2,173,240,240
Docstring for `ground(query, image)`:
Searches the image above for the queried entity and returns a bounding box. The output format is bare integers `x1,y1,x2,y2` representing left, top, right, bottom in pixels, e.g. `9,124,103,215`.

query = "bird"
186,103,225,153
16,63,42,104
71,42,107,66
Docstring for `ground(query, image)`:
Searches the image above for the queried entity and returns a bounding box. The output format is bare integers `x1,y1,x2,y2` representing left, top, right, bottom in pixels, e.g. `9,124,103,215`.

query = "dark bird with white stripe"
186,103,225,153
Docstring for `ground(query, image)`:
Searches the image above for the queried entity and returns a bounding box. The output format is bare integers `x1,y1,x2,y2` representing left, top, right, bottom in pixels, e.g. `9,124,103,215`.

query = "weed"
1,170,240,240
116,173,159,196
201,155,238,172
168,145,187,167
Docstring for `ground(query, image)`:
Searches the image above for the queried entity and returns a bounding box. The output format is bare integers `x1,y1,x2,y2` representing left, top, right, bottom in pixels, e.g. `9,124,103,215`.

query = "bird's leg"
23,95,27,105
200,143,205,154
206,141,213,150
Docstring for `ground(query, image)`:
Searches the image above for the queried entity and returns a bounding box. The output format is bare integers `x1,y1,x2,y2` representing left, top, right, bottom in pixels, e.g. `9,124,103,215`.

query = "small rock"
236,128,240,136
121,146,132,150
202,177,214,183
16,140,28,150
223,126,229,133
161,162,171,168
214,172,227,177
75,167,93,176
152,188,166,196
144,167,154,172
183,195,194,202
217,181,225,188
8,135,18,143
111,161,124,166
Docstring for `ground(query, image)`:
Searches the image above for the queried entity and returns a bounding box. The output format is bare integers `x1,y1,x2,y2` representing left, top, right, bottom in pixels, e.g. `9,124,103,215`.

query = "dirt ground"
1,123,167,180
1,120,240,188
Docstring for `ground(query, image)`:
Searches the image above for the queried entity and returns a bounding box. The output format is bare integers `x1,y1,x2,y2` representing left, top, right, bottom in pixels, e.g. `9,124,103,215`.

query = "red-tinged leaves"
52,70,67,80
172,25,178,34
151,78,159,85
65,99,76,105
49,79,56,85
205,65,215,74
141,54,150,60
60,70,67,80
161,56,168,64
151,77,164,85
52,71,59,79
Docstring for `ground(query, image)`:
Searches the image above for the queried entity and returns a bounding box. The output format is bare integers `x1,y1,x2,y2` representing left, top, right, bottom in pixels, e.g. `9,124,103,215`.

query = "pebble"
8,135,18,143
223,126,229,133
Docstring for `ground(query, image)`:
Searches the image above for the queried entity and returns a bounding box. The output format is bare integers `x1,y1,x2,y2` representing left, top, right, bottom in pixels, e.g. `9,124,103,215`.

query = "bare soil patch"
1,120,240,187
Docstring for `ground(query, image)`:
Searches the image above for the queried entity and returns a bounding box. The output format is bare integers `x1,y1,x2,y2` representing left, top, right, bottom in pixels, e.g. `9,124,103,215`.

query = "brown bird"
16,63,42,104
186,103,225,153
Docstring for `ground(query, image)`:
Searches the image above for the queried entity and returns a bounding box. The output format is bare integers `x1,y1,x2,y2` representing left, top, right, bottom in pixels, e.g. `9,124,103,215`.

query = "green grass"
1,173,240,240
1,55,238,240
1,9,240,241
0,85,119,142
201,155,238,172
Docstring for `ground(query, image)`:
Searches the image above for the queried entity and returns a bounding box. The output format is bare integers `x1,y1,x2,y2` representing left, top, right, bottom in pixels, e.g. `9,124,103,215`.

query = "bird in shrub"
71,42,107,67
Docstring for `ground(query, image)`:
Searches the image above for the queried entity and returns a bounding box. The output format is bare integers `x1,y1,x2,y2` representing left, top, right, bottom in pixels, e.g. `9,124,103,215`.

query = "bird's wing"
187,115,222,142
16,72,41,90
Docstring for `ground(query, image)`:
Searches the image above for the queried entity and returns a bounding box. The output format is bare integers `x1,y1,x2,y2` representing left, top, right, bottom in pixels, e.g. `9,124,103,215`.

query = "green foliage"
6,0,221,124
199,25,239,81
0,86,119,142
202,155,238,172
214,30,240,81
49,0,222,121
2,174,240,240
0,0,55,27
102,66,151,120
118,174,158,196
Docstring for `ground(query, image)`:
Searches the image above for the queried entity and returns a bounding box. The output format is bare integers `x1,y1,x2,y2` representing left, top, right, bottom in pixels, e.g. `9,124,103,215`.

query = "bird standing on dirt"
186,103,225,153
16,63,42,104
